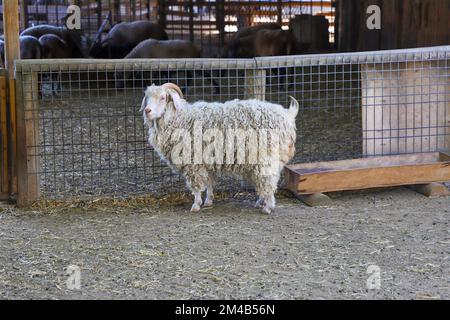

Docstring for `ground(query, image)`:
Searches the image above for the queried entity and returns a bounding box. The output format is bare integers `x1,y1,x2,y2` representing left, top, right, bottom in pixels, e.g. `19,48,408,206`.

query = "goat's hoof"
261,206,273,214
203,199,213,207
190,204,201,213
255,199,264,208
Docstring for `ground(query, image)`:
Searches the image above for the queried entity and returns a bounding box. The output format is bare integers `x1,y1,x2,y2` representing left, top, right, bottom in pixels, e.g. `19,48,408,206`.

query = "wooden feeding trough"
284,152,450,207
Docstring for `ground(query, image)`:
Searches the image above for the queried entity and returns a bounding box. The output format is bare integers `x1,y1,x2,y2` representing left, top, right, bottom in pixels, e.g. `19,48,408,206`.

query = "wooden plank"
8,78,17,194
3,0,20,78
407,183,450,198
284,152,450,195
287,152,442,171
15,71,40,207
0,75,8,199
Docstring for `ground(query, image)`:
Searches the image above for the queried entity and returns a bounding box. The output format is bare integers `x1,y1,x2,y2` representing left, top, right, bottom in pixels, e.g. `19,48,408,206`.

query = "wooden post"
3,0,21,200
112,0,121,23
8,77,17,195
158,0,167,28
149,0,158,20
277,0,283,25
245,69,266,100
20,0,29,30
188,0,195,43
15,70,40,207
96,0,102,29
3,0,21,78
0,73,8,200
216,0,225,48
131,0,137,21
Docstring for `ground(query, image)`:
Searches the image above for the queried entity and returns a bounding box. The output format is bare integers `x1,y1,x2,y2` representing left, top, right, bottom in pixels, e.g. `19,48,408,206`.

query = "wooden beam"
407,183,450,198
284,152,450,195
216,0,225,47
158,0,167,28
8,78,17,195
188,0,194,43
0,74,8,199
3,0,21,78
15,71,40,207
19,0,29,30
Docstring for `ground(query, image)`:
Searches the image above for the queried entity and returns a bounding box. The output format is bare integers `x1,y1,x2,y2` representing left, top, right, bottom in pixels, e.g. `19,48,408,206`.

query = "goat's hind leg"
203,174,215,208
255,175,278,214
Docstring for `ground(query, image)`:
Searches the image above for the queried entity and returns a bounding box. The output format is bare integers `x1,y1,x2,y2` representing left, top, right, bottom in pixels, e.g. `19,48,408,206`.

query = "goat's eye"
160,96,166,101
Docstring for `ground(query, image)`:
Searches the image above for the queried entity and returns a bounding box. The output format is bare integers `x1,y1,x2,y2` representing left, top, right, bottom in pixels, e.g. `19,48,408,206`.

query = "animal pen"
0,0,336,57
4,45,448,206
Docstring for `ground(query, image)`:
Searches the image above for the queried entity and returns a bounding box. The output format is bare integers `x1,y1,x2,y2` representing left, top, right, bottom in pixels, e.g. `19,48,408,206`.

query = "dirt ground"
0,186,449,300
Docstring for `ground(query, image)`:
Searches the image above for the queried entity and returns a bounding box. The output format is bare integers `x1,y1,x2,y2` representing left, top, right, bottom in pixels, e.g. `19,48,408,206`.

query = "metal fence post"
15,69,40,207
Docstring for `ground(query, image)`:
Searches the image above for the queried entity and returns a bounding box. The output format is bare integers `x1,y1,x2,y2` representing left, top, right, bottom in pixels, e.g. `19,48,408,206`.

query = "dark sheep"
21,24,85,57
1,36,42,67
224,28,294,58
222,28,295,91
90,21,168,59
117,39,218,93
124,39,200,59
221,23,282,57
20,36,43,60
39,34,73,59
232,22,281,40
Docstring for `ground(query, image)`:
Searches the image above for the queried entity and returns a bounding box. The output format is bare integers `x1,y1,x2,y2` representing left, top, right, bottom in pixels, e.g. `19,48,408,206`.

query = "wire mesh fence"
14,46,450,204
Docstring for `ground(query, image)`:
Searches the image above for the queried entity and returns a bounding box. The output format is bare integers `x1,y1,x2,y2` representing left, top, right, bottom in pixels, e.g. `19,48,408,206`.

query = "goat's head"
140,83,184,123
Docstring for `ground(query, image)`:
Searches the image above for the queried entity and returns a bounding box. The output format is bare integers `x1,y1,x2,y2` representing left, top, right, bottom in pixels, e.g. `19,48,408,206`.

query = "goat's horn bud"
162,83,183,98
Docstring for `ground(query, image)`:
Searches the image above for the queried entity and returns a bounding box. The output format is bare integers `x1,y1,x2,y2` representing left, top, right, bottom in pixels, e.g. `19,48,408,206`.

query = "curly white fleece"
143,85,298,213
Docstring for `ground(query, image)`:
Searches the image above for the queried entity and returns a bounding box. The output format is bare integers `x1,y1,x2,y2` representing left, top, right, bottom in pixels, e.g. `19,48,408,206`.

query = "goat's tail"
287,96,299,118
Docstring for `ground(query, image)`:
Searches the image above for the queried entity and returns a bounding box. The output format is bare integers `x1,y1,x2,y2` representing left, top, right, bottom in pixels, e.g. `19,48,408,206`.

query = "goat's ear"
139,96,146,112
167,89,184,111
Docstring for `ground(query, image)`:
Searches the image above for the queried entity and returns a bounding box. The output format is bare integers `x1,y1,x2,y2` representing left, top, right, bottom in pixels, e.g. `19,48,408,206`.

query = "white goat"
141,83,298,214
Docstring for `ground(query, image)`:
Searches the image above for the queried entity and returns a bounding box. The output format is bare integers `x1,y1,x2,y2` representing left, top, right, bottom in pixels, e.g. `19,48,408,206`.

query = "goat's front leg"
204,185,214,207
255,196,265,208
262,194,276,214
191,190,203,212
186,169,208,212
